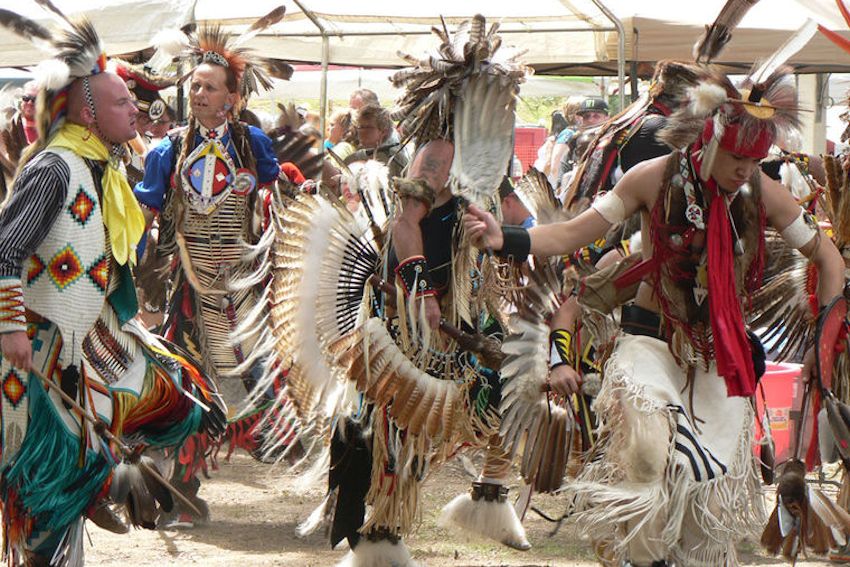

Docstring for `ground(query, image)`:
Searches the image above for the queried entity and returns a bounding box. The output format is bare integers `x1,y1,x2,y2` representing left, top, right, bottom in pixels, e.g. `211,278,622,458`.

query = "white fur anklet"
438,482,531,551
335,538,422,567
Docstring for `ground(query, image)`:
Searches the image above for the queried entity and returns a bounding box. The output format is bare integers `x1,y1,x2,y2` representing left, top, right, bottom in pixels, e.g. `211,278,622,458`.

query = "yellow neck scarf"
48,122,145,266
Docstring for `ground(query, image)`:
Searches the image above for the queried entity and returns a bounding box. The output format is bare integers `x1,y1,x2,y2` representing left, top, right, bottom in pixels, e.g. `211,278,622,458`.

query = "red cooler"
756,361,803,462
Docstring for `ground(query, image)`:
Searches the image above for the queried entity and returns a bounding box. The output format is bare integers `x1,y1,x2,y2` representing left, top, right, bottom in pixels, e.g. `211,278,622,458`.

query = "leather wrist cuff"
498,225,531,261
395,255,436,298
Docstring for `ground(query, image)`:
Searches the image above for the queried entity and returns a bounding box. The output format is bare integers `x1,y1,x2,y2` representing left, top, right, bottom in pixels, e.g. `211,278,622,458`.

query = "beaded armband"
395,255,436,298
0,277,26,334
393,177,436,213
549,329,575,369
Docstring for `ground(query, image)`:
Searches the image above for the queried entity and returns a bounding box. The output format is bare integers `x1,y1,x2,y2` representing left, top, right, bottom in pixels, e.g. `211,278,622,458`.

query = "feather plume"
261,57,294,81
689,82,728,117
748,19,818,89
231,5,286,48
52,17,104,80
33,0,74,29
151,28,191,59
0,9,52,43
513,167,563,224
33,59,71,92
693,0,760,63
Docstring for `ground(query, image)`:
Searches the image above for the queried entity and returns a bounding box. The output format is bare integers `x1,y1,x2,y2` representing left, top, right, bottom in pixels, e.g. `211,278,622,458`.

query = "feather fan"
499,259,579,493
249,191,379,460
449,72,518,208
748,229,815,361
762,458,850,560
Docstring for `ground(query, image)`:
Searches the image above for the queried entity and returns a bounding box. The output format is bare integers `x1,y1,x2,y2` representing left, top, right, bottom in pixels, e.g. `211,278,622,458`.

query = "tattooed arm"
392,140,454,329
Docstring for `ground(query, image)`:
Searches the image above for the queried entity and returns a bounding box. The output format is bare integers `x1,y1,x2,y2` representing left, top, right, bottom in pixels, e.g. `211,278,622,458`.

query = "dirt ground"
85,453,836,566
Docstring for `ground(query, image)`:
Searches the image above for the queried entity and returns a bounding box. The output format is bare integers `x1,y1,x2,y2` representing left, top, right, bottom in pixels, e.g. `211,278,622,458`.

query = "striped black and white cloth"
669,403,729,481
0,152,70,278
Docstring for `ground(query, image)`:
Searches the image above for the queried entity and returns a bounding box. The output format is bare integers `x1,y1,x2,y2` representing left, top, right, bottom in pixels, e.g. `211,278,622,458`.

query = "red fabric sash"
694,153,757,397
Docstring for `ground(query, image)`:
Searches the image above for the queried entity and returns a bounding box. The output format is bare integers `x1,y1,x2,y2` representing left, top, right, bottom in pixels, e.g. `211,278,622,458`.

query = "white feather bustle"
628,231,643,255
152,29,191,59
687,82,728,118
33,59,70,92
438,492,532,551
145,29,192,73
335,538,422,567
779,161,811,201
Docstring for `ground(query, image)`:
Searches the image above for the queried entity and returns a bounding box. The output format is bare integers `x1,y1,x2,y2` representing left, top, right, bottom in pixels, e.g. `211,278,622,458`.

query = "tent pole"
589,0,625,110
294,0,329,152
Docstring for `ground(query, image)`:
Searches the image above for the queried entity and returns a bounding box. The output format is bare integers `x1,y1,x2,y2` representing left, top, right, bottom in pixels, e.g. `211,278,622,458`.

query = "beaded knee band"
470,481,508,503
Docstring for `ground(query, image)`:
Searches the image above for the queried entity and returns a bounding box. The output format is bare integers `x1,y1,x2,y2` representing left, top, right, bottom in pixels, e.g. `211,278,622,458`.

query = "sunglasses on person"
21,95,35,103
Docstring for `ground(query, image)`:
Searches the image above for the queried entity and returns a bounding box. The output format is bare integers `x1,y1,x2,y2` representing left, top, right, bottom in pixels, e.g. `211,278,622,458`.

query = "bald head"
66,72,138,146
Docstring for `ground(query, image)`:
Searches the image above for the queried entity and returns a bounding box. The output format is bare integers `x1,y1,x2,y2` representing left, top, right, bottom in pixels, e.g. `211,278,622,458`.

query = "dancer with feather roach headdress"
133,6,304,528
465,51,846,566
0,4,226,564
251,14,529,565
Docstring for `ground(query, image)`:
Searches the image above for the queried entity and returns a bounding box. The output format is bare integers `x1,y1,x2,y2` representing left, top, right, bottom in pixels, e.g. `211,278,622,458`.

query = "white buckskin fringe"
565,338,765,567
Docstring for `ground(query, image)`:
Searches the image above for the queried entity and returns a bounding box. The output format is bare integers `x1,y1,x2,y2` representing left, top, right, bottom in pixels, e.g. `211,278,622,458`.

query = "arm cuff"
395,256,436,298
497,226,531,261
780,208,818,250
549,329,575,369
0,278,26,333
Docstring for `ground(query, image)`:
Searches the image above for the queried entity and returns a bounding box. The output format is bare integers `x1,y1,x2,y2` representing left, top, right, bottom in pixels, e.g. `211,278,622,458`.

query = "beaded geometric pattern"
86,254,111,293
47,245,84,291
25,255,45,286
0,282,24,326
2,369,26,408
67,186,97,226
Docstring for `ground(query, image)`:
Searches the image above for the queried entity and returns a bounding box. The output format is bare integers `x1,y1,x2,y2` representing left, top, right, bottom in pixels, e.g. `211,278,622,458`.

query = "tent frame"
286,1,626,146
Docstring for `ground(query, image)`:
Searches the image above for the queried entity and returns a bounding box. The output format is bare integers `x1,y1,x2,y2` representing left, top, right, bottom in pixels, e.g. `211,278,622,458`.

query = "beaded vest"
21,148,112,367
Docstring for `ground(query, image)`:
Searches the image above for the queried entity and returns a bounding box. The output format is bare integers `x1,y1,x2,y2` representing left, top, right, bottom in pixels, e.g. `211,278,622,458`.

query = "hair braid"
229,119,257,174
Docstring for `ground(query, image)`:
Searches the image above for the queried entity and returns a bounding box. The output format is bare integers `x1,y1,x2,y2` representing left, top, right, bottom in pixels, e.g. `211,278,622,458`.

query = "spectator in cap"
576,96,609,128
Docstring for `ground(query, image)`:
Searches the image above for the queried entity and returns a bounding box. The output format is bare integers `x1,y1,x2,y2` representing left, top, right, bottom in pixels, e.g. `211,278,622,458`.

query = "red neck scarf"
692,150,757,397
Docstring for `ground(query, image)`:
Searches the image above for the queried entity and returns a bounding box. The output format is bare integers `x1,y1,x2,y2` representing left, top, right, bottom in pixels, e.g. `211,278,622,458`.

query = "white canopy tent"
0,0,627,110
4,1,850,76
3,0,850,150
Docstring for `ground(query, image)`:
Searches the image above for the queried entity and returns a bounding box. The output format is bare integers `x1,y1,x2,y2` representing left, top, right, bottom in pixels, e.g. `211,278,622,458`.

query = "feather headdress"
391,14,528,208
0,6,108,137
112,60,176,122
658,65,800,181
153,6,291,109
661,21,814,180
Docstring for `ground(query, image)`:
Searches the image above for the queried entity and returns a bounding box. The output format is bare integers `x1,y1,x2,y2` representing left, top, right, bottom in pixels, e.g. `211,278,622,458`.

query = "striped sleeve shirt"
0,152,70,278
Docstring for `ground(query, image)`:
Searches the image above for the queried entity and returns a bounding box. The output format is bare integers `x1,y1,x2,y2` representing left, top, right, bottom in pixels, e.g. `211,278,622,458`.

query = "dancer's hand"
464,205,503,250
547,364,582,397
0,331,31,371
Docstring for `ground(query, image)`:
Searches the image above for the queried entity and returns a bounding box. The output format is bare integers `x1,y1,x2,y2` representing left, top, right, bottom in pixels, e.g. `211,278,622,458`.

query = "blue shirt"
134,124,279,211
555,128,575,145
